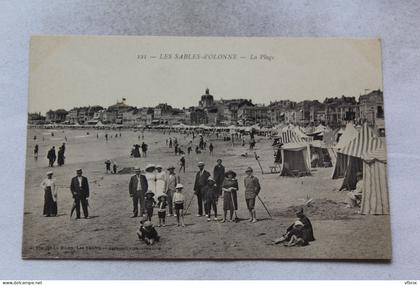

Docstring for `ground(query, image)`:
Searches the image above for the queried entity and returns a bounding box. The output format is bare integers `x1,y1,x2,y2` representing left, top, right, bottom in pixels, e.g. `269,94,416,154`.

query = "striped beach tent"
360,145,389,215
331,123,358,179
339,123,384,158
277,125,313,144
337,123,384,191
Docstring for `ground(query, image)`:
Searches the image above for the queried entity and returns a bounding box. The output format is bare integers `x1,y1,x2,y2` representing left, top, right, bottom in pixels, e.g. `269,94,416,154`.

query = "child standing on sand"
173,184,185,227
157,193,168,227
144,191,156,221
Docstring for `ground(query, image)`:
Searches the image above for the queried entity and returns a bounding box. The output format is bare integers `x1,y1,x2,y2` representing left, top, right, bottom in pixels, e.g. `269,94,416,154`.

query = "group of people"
45,143,66,167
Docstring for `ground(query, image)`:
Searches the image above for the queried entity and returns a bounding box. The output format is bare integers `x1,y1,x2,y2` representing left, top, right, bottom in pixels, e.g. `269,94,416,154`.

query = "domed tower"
199,88,214,108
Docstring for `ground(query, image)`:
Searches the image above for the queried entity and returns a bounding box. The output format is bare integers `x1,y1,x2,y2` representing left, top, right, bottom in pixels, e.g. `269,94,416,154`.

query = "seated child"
136,220,160,245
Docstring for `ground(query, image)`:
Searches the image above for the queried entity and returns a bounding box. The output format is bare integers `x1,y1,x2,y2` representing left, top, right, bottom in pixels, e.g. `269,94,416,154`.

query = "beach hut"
276,124,312,145
279,142,311,177
337,123,385,191
310,140,332,168
331,123,359,179
360,145,389,215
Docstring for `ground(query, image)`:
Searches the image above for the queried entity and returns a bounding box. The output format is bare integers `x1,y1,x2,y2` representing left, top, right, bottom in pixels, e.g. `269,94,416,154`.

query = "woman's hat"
225,170,237,178
158,193,168,199
294,220,304,228
46,171,53,175
167,165,175,170
145,191,155,197
145,164,156,171
175,183,184,189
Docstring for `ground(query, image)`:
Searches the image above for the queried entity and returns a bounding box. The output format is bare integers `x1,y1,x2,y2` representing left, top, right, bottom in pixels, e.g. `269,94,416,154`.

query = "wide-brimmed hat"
158,193,168,199
145,191,155,197
167,165,175,170
145,164,156,171
197,161,205,167
175,183,184,189
143,221,153,228
245,167,253,173
46,171,53,176
225,170,237,178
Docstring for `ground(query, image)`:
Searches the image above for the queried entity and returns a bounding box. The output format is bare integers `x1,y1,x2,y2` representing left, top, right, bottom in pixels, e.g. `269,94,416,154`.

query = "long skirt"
43,187,57,216
223,191,238,211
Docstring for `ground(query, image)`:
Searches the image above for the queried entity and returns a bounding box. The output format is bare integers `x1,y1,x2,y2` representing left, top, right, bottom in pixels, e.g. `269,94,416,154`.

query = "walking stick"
257,195,272,219
254,152,264,174
184,194,195,215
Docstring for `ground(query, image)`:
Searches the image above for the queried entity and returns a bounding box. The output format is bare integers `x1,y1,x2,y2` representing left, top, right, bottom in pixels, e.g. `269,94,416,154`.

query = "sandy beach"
22,128,391,259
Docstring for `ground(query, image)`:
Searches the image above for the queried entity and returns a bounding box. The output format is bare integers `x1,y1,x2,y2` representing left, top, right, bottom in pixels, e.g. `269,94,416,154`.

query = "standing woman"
145,164,157,195
154,165,166,198
40,171,57,217
221,170,238,223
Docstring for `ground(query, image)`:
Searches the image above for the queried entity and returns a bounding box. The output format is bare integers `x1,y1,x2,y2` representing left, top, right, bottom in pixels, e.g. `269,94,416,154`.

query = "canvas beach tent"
331,123,359,179
279,142,311,177
338,123,385,191
360,145,389,215
310,140,333,168
276,124,313,145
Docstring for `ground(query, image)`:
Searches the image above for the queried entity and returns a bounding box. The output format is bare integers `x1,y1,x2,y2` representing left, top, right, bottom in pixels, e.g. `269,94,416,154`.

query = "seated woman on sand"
273,208,315,247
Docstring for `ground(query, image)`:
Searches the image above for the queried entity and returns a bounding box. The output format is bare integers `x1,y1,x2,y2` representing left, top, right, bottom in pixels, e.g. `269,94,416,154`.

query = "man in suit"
213,159,225,196
70,168,90,219
129,166,148,218
193,161,210,217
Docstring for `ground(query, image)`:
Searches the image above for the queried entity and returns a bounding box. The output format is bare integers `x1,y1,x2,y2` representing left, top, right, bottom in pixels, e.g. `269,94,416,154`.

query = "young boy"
205,177,218,221
157,193,168,227
173,184,186,227
136,220,160,245
144,191,156,221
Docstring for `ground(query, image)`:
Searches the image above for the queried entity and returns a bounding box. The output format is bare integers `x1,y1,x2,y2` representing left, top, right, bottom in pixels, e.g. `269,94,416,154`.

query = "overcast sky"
28,36,383,114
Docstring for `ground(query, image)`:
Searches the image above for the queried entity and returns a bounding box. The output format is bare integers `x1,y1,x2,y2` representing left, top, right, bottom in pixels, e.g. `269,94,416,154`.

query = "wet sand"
22,128,391,259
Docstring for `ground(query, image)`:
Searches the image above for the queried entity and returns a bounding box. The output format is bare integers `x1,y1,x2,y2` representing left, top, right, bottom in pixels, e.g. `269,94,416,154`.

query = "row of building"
28,88,385,129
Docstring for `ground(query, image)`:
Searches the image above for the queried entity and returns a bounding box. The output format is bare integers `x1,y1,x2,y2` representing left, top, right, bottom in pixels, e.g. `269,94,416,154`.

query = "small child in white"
157,193,168,227
173,183,186,227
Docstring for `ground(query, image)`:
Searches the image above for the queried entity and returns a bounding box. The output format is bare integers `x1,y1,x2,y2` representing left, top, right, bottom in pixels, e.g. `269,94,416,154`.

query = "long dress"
155,171,166,198
40,178,57,216
222,178,238,211
145,171,157,194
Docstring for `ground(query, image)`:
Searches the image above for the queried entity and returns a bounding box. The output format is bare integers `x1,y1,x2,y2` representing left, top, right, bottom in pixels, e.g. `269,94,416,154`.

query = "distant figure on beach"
105,133,108,141
244,167,261,223
129,166,148,218
57,146,65,166
132,144,141,158
112,160,118,174
169,138,173,148
213,159,225,196
274,208,315,247
104,159,111,174
141,142,148,157
193,162,210,217
34,144,39,160
70,168,90,219
179,155,186,173
41,171,57,217
47,146,56,167
209,143,214,155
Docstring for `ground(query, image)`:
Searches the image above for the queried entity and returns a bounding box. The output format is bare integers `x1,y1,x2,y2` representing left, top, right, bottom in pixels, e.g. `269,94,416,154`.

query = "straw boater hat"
167,165,175,170
197,161,205,167
225,170,237,178
158,193,167,199
46,171,53,176
134,166,141,171
245,167,253,173
145,164,155,172
76,168,82,173
175,183,184,189
145,190,155,197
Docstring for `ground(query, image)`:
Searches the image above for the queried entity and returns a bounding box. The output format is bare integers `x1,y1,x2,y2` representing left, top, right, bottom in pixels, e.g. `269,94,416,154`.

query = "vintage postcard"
23,36,391,259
